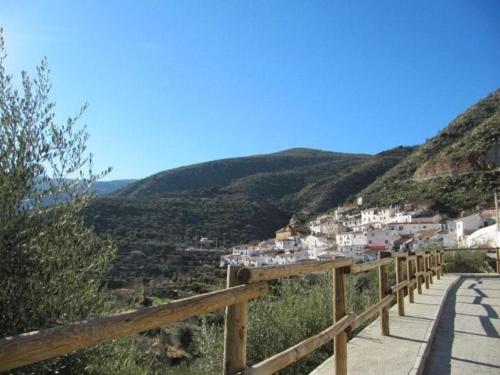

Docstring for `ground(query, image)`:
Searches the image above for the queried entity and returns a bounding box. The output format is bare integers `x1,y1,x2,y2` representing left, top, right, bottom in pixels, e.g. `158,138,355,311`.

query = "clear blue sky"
2,1,499,180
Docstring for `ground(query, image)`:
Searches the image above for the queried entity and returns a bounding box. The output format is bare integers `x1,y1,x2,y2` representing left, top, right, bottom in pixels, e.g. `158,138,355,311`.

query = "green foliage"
247,277,334,374
444,250,495,273
61,337,158,375
0,30,152,374
183,273,381,375
116,148,369,199
86,147,412,284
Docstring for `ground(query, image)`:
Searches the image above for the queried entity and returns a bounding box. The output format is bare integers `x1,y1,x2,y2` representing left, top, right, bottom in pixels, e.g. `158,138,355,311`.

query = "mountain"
91,179,137,196
354,90,500,213
114,148,369,199
86,90,499,284
86,147,411,281
112,147,414,214
39,178,136,206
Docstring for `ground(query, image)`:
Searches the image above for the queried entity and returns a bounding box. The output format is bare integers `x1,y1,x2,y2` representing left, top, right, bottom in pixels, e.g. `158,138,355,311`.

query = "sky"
1,1,499,180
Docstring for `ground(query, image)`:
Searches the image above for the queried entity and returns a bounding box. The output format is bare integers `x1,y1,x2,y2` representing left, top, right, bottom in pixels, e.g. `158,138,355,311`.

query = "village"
220,197,500,267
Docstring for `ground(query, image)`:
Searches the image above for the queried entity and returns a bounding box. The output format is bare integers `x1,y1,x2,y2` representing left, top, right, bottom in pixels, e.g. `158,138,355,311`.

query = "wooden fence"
0,247,498,374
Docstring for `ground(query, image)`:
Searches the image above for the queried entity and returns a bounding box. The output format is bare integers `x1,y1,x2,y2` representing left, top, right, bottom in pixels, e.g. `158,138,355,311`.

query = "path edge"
408,274,461,375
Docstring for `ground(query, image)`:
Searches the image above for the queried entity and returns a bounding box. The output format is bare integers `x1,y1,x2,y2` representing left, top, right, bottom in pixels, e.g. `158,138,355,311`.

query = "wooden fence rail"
242,314,356,375
0,247,498,374
0,282,268,372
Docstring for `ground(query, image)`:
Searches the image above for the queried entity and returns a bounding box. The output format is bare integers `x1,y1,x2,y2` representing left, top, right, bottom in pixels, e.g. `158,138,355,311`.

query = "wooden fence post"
378,252,391,336
436,251,441,277
416,254,423,294
334,266,348,375
440,251,444,277
496,248,499,274
424,252,430,289
396,256,405,316
428,252,434,285
434,250,441,280
442,251,445,275
224,266,248,374
406,252,415,303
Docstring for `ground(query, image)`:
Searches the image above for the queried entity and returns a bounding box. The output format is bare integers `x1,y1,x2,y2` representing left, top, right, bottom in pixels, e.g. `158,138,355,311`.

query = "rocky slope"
354,90,500,213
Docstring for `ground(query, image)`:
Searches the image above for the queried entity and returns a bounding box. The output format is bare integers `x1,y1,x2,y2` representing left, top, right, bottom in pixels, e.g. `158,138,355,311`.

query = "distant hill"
114,148,370,199
112,147,415,214
86,147,411,281
354,90,500,213
91,179,137,196
86,90,500,283
39,178,136,206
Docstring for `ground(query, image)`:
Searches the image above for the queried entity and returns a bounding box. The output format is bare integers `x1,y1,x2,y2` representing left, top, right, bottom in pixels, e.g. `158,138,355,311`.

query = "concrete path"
425,276,500,374
310,274,460,375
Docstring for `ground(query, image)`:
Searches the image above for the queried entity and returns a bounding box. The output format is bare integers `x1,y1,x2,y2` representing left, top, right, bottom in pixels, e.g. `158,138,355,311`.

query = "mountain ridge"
114,147,371,199
86,145,412,283
353,90,500,213
86,90,499,282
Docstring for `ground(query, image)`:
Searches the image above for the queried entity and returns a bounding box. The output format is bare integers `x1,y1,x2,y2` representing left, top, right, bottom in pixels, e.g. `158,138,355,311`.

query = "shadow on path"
424,278,464,374
426,277,500,374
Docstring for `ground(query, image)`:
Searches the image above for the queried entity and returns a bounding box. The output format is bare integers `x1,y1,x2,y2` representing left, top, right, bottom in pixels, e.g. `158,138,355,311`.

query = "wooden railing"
0,247,498,374
234,250,447,375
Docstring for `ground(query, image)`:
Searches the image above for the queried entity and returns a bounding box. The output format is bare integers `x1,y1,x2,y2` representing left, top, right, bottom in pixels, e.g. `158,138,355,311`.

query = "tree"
0,28,118,372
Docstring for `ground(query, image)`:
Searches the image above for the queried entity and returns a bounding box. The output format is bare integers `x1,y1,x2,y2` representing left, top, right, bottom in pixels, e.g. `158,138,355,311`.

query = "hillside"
113,147,414,214
355,90,500,213
92,179,137,196
86,147,411,283
114,148,369,199
86,90,500,285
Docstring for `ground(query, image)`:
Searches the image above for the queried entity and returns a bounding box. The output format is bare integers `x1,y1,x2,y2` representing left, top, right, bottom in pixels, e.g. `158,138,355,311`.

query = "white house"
232,246,261,256
301,235,332,259
341,213,362,228
242,256,268,267
336,231,366,246
272,250,310,265
361,207,397,225
385,222,443,236
393,211,412,223
220,254,243,266
351,223,384,232
455,213,484,244
336,226,403,253
446,220,457,232
309,221,345,237
412,214,442,224
275,238,298,251
365,229,400,249
334,206,354,220
361,207,421,225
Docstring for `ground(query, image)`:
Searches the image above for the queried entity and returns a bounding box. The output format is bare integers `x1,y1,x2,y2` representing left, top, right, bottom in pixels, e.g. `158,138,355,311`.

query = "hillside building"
456,212,495,244
275,216,309,240
309,215,345,237
385,222,443,235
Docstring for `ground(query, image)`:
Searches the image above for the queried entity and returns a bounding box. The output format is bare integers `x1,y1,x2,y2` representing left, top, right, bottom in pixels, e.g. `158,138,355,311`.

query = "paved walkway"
425,276,500,374
311,274,460,375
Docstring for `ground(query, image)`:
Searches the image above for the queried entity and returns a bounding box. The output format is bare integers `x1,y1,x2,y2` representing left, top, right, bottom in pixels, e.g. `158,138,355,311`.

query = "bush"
444,250,494,273
186,272,381,374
